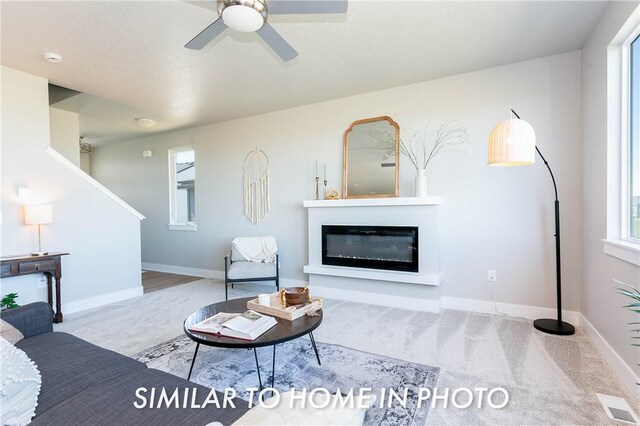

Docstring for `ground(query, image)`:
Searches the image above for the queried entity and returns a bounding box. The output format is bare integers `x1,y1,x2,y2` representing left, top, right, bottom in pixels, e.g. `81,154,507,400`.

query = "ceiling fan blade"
185,19,227,50
268,0,348,15
256,22,298,62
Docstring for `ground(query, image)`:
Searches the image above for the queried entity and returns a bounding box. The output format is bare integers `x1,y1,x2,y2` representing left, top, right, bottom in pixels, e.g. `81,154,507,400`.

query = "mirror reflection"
343,116,399,198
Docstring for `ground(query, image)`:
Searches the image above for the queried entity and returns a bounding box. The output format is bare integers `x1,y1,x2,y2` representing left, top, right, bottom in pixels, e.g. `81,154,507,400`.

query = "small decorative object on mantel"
383,121,470,197
314,160,330,200
325,188,340,200
243,148,270,224
314,160,320,200
323,163,328,199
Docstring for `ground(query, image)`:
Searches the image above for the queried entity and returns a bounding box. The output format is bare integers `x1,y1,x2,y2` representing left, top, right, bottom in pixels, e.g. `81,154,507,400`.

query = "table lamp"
24,205,53,256
487,110,575,336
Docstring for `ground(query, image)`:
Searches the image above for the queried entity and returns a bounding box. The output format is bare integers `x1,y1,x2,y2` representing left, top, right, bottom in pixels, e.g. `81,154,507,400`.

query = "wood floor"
141,270,201,293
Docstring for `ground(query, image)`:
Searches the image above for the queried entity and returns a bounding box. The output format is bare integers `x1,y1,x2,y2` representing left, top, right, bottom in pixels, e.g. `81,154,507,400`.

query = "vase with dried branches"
393,120,471,197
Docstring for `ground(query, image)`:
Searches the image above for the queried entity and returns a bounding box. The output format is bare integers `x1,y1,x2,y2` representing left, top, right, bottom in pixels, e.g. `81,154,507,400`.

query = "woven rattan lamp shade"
487,118,536,166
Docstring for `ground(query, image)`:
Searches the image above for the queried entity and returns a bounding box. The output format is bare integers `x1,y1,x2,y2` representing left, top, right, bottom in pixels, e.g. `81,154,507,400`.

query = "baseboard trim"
63,286,143,315
580,314,640,400
142,262,224,279
440,296,581,324
311,285,441,313
141,262,307,289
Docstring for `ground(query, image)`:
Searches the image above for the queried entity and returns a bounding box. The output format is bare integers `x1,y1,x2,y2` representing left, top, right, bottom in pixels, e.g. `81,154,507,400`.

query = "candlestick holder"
315,176,320,200
323,180,328,199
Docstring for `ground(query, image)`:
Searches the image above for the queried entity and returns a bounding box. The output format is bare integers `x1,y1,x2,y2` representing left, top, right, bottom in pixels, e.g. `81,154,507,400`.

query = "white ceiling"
1,0,608,145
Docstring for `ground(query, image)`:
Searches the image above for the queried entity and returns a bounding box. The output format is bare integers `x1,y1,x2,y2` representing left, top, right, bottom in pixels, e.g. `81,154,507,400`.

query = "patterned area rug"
135,336,439,425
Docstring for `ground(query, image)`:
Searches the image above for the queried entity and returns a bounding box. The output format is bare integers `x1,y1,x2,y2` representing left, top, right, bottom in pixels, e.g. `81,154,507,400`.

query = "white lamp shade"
24,205,53,225
487,118,536,166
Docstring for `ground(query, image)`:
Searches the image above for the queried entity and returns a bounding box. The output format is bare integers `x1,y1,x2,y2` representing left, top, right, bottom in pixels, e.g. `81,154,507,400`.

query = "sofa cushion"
16,332,146,415
1,302,53,338
0,337,41,425
1,318,24,344
30,368,249,426
228,261,276,280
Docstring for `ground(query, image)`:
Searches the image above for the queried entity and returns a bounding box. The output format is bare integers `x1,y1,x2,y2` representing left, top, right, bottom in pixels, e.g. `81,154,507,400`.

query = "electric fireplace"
321,225,419,272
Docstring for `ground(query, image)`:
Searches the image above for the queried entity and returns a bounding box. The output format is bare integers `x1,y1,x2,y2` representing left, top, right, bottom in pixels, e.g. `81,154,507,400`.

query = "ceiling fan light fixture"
219,0,267,33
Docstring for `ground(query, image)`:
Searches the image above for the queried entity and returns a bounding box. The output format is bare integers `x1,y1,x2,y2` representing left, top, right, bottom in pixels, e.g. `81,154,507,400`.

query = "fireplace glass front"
321,225,418,272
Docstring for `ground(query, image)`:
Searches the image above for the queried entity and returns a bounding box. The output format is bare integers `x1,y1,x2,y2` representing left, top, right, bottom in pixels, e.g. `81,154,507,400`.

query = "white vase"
415,169,428,198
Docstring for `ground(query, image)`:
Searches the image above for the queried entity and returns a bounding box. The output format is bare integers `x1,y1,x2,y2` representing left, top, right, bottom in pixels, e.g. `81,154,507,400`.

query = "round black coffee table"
183,296,322,389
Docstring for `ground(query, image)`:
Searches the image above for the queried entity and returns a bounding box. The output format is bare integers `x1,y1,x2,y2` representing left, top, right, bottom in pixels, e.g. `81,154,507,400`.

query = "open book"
188,310,277,341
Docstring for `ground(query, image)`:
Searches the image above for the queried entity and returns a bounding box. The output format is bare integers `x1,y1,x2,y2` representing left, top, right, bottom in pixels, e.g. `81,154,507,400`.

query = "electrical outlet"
37,274,47,288
488,270,497,282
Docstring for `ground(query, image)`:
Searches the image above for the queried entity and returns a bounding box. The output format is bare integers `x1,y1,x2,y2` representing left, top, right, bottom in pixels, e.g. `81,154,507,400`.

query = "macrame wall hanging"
243,148,270,224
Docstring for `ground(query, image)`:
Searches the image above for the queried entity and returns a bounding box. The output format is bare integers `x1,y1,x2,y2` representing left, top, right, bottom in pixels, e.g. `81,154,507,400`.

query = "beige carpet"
55,278,638,425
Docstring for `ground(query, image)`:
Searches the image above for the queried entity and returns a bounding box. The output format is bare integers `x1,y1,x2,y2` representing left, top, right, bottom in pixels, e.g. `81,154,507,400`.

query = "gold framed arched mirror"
342,116,399,199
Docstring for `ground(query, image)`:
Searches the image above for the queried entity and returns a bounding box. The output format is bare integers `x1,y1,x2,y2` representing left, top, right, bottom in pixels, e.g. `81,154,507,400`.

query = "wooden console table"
0,252,69,323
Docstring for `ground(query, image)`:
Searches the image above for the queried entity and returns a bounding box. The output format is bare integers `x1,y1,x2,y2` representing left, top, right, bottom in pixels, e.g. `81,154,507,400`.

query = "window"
629,34,639,240
168,146,196,231
604,11,640,266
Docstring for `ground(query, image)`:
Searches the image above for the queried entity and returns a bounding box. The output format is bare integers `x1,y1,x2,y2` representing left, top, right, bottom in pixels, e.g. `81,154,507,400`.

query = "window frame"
603,11,640,266
625,33,639,242
167,145,197,231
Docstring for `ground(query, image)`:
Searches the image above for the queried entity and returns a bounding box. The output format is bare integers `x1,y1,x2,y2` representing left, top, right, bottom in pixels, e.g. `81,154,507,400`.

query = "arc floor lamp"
487,109,575,336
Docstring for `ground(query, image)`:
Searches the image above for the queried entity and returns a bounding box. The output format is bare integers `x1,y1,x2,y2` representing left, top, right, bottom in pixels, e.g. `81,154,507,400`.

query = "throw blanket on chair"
231,236,278,263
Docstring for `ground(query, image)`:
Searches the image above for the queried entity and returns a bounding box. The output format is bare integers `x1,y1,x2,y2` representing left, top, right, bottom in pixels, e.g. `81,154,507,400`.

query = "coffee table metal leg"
187,342,200,381
253,348,263,389
271,344,276,393
309,332,321,365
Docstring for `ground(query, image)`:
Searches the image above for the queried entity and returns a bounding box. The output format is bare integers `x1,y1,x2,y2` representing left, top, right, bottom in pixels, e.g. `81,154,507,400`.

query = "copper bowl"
282,287,309,306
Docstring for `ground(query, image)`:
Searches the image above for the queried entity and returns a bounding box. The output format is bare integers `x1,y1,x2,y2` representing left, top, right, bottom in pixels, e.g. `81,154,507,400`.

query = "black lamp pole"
511,109,575,336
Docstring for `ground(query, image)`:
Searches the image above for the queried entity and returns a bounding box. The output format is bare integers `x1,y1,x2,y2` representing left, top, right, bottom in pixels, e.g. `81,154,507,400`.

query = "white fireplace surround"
303,197,442,286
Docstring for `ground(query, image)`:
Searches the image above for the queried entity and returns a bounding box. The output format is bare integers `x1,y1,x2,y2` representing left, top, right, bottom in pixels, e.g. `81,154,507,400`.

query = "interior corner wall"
49,107,80,167
580,1,640,390
92,51,583,312
1,66,142,310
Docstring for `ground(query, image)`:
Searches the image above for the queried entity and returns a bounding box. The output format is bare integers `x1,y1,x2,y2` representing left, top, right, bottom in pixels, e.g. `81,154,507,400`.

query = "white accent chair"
224,245,279,301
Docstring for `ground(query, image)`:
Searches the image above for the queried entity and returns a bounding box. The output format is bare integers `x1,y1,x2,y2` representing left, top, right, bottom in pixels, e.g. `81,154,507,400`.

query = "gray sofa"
1,302,249,425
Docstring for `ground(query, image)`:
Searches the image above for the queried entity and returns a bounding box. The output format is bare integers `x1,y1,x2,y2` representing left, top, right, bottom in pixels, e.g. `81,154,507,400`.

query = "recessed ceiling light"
135,118,156,128
43,52,62,63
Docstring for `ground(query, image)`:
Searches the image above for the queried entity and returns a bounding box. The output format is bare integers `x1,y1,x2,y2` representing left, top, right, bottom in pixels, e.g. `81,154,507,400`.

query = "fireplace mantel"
303,196,442,208
303,197,441,292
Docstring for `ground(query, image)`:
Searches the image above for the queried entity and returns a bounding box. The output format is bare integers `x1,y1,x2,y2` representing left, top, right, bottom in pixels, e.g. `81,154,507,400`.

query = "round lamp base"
31,251,48,257
533,318,575,336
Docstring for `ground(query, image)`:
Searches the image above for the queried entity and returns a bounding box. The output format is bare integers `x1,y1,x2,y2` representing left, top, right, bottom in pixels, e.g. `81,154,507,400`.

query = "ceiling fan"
185,0,348,62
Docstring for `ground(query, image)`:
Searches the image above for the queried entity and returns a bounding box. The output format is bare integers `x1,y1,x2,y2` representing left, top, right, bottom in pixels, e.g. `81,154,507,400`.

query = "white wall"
581,1,640,395
92,51,583,312
49,107,80,167
1,66,143,312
